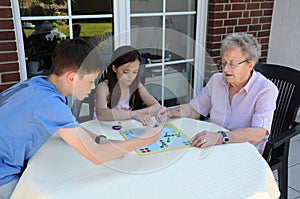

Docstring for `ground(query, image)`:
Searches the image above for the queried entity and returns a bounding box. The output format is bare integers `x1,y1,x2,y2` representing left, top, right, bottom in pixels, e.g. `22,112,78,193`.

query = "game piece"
119,123,192,156
112,121,122,130
112,125,122,130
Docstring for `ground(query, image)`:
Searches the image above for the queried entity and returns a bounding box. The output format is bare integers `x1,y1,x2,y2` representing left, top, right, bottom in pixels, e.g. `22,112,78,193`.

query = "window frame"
14,0,208,99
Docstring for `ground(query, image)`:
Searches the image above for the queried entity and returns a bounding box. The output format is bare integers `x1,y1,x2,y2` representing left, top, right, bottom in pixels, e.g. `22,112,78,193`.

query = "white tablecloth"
11,118,280,199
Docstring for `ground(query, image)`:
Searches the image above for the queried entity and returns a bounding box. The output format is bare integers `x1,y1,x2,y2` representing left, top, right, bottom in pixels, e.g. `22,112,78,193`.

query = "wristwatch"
95,135,107,144
218,131,230,144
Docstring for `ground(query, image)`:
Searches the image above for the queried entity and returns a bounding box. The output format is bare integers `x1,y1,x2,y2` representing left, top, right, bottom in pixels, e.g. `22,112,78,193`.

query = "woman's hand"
155,106,168,124
131,110,153,126
191,131,222,148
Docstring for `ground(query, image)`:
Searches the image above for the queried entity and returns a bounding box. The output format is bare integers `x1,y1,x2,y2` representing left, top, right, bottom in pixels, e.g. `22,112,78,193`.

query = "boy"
0,38,162,198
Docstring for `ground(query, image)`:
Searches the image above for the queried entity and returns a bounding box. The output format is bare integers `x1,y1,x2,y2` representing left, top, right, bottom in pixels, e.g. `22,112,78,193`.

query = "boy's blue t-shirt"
0,76,79,185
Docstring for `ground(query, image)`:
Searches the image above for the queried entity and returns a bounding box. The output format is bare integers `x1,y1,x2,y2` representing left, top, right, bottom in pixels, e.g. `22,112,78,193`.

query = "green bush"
53,11,67,26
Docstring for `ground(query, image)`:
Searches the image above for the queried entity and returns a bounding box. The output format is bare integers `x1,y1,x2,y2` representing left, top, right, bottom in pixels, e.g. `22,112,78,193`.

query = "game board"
119,123,192,156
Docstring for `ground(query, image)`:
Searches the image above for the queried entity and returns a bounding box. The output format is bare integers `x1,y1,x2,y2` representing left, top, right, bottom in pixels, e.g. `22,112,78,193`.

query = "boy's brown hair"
51,38,102,78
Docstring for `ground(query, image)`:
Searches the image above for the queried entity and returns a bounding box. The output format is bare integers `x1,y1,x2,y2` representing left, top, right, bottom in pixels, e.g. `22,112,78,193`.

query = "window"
19,0,113,76
129,0,197,106
17,0,208,107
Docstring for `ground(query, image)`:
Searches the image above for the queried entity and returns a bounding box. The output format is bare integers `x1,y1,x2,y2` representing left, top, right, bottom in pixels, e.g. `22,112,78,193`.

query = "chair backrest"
71,89,96,123
26,31,58,70
255,64,300,139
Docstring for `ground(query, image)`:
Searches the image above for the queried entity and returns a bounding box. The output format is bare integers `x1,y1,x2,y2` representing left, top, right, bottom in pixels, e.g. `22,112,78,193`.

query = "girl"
95,45,162,125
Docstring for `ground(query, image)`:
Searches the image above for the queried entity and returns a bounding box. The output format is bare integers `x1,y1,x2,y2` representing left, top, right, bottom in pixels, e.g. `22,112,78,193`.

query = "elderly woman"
157,32,278,154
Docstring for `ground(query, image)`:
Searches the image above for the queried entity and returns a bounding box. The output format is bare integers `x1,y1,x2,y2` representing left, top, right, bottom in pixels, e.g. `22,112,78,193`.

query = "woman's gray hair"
220,32,261,62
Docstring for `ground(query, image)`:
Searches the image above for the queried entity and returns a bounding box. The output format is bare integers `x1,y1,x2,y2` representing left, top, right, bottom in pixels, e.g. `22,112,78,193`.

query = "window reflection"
130,0,163,13
130,0,196,105
72,0,112,15
144,63,193,106
19,0,113,77
72,19,113,39
166,0,196,12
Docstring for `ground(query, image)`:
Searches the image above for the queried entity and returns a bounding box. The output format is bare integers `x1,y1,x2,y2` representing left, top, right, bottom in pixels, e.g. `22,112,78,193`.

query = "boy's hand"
140,124,163,145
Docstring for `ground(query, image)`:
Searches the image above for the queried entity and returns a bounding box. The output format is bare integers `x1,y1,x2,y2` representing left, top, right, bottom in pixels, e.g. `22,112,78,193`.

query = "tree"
37,0,67,13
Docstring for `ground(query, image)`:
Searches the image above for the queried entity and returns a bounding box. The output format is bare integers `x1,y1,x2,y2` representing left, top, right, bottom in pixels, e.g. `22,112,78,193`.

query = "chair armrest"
263,124,300,162
268,123,300,148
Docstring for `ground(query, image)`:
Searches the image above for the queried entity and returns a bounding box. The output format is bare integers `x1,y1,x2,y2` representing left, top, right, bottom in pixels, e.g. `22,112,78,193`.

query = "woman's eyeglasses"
217,59,248,70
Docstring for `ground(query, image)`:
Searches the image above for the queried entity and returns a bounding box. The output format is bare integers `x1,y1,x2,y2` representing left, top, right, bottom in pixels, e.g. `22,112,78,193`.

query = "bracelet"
95,135,107,144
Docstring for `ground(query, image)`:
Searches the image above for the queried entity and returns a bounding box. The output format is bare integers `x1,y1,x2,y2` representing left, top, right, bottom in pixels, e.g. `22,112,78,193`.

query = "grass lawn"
24,23,112,38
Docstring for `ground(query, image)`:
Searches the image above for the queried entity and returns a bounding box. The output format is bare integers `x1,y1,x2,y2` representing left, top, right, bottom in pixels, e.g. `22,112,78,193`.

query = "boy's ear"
66,71,78,84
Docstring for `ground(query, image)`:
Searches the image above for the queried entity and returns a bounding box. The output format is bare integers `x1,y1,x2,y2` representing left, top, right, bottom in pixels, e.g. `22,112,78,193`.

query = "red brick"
224,19,237,26
262,24,271,30
232,4,246,10
1,73,20,82
209,4,224,11
0,42,16,51
259,57,267,63
261,2,274,9
209,27,226,34
0,20,14,29
234,26,248,32
261,44,269,51
239,18,251,25
258,30,271,37
209,0,229,3
207,35,222,43
225,4,231,11
0,63,19,72
0,8,12,18
250,10,263,17
263,9,273,16
261,51,268,57
212,57,220,64
243,11,249,18
249,25,262,31
0,0,11,6
0,84,14,93
247,3,260,10
252,18,259,24
230,0,244,2
260,37,270,44
206,42,214,49
208,19,223,27
0,31,15,40
226,27,234,34
0,52,18,62
259,17,272,23
229,12,242,18
206,49,214,55
248,32,258,37
207,50,220,57
206,42,222,49
209,12,228,19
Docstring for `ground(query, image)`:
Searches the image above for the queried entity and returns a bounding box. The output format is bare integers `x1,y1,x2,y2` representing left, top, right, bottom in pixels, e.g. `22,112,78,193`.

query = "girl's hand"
131,111,153,126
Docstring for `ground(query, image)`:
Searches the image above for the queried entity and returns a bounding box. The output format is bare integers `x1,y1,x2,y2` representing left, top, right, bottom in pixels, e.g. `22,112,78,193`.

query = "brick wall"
0,0,20,92
206,0,274,74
